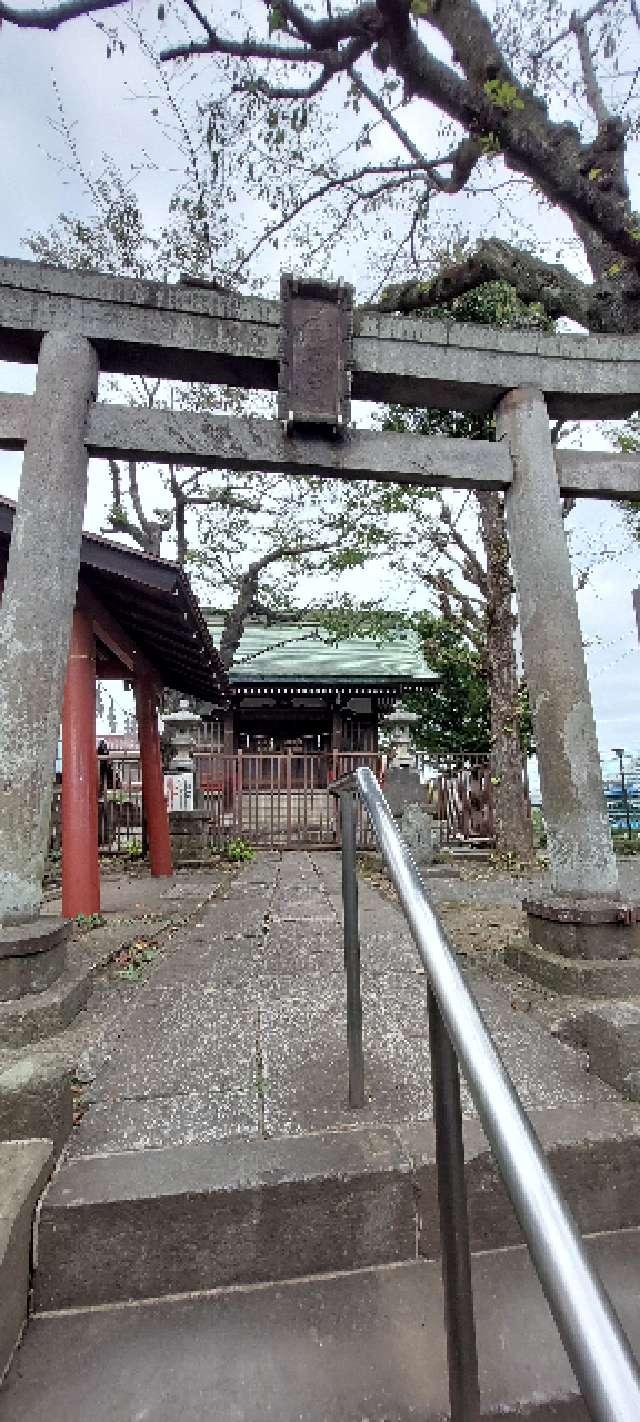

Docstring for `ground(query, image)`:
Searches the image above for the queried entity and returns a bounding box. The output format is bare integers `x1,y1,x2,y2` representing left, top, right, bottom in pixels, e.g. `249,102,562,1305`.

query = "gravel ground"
358,851,640,1039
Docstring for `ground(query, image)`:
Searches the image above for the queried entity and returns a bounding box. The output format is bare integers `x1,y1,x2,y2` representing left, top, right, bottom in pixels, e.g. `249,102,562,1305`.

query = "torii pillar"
0,331,98,931
497,387,636,973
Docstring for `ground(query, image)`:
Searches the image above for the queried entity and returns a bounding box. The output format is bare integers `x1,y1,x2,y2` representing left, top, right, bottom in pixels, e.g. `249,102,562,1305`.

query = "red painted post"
62,606,100,918
135,672,173,877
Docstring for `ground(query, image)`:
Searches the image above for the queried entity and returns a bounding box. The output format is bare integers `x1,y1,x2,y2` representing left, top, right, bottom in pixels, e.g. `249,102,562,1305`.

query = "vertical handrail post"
428,985,480,1422
340,790,365,1108
237,749,243,838
286,748,292,849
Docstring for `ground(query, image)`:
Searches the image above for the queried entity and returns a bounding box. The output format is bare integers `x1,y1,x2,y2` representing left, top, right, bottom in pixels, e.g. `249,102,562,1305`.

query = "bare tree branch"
438,499,488,593
219,537,338,669
570,8,612,127
0,0,122,29
531,0,619,60
348,67,483,192
347,66,428,165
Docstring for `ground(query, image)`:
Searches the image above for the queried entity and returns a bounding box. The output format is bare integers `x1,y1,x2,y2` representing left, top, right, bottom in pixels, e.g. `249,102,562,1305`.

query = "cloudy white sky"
0,5,639,776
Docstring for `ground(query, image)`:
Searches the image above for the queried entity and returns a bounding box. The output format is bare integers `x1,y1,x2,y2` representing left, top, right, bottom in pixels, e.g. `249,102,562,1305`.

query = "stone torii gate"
1,259,640,986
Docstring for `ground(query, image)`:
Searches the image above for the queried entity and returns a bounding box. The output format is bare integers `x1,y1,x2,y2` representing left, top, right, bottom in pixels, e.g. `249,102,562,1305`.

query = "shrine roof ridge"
204,612,436,686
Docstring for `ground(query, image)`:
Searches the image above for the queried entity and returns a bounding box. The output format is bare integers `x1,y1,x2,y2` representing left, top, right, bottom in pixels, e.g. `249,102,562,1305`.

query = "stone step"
6,1228,640,1419
33,1101,640,1311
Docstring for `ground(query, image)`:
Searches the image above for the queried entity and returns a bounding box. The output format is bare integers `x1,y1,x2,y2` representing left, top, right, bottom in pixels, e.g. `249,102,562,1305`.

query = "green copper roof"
204,614,435,687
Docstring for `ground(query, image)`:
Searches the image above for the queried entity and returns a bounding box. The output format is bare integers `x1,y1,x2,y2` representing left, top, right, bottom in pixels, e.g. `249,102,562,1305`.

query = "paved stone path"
65,851,616,1158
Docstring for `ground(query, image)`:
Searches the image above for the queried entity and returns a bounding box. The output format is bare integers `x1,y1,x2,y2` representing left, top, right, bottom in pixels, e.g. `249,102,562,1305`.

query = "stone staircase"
4,851,640,1418
2,1101,640,1418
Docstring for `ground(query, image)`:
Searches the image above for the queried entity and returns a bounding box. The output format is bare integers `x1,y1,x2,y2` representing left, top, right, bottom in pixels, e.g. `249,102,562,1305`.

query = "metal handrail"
331,766,640,1422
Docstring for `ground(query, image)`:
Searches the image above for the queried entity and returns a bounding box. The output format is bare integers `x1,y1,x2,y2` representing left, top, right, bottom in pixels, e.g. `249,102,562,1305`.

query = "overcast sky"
0,8,639,775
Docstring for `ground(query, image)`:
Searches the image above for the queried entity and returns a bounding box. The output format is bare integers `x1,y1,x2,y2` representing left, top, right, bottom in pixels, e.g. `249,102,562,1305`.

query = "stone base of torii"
0,268,637,994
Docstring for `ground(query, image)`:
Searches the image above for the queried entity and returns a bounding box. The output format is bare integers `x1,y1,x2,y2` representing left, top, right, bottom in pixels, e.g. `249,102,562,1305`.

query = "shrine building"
201,614,436,758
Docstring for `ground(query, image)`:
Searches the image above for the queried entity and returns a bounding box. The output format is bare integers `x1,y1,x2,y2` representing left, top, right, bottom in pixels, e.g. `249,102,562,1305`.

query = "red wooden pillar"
62,605,100,917
135,672,172,877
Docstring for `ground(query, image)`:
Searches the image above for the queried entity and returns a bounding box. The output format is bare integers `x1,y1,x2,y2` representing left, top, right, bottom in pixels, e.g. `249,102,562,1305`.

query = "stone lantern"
384,703,420,767
163,699,200,781
162,700,209,863
383,703,434,865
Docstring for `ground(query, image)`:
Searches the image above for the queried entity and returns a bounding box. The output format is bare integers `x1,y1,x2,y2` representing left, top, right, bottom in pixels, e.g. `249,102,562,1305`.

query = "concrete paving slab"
148,937,263,989
260,950,614,1138
196,901,267,939
45,869,223,920
224,887,275,910
263,917,341,948
88,988,257,1102
359,928,421,976
31,849,624,1164
269,908,337,926
261,927,343,978
470,971,617,1113
68,1088,259,1157
260,977,438,1136
10,1231,640,1419
62,978,142,1082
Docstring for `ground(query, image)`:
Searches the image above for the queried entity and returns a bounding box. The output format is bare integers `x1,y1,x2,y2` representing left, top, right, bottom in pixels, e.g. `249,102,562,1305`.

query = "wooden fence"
435,758,494,844
429,753,530,845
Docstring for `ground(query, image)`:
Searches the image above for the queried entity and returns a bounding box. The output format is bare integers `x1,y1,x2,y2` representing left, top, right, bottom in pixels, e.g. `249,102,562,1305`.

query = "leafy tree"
6,0,640,331
614,417,640,543
405,611,490,757
295,602,491,754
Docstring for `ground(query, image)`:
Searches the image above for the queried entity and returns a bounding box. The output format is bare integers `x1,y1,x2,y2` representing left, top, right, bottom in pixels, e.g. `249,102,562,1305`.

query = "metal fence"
50,756,144,858
53,746,529,855
50,750,382,857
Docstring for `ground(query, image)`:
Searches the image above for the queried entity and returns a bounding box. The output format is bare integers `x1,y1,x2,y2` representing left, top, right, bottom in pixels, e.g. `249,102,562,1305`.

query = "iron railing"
195,750,380,849
331,766,640,1422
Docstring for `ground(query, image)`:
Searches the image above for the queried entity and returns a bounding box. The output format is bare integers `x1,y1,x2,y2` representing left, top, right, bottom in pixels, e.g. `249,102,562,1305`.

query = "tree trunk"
476,492,533,861
175,492,187,566
219,570,259,672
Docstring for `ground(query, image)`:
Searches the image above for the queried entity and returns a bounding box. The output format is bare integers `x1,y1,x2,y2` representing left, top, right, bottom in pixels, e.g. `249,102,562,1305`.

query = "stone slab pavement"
43,865,226,919
62,851,618,1158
